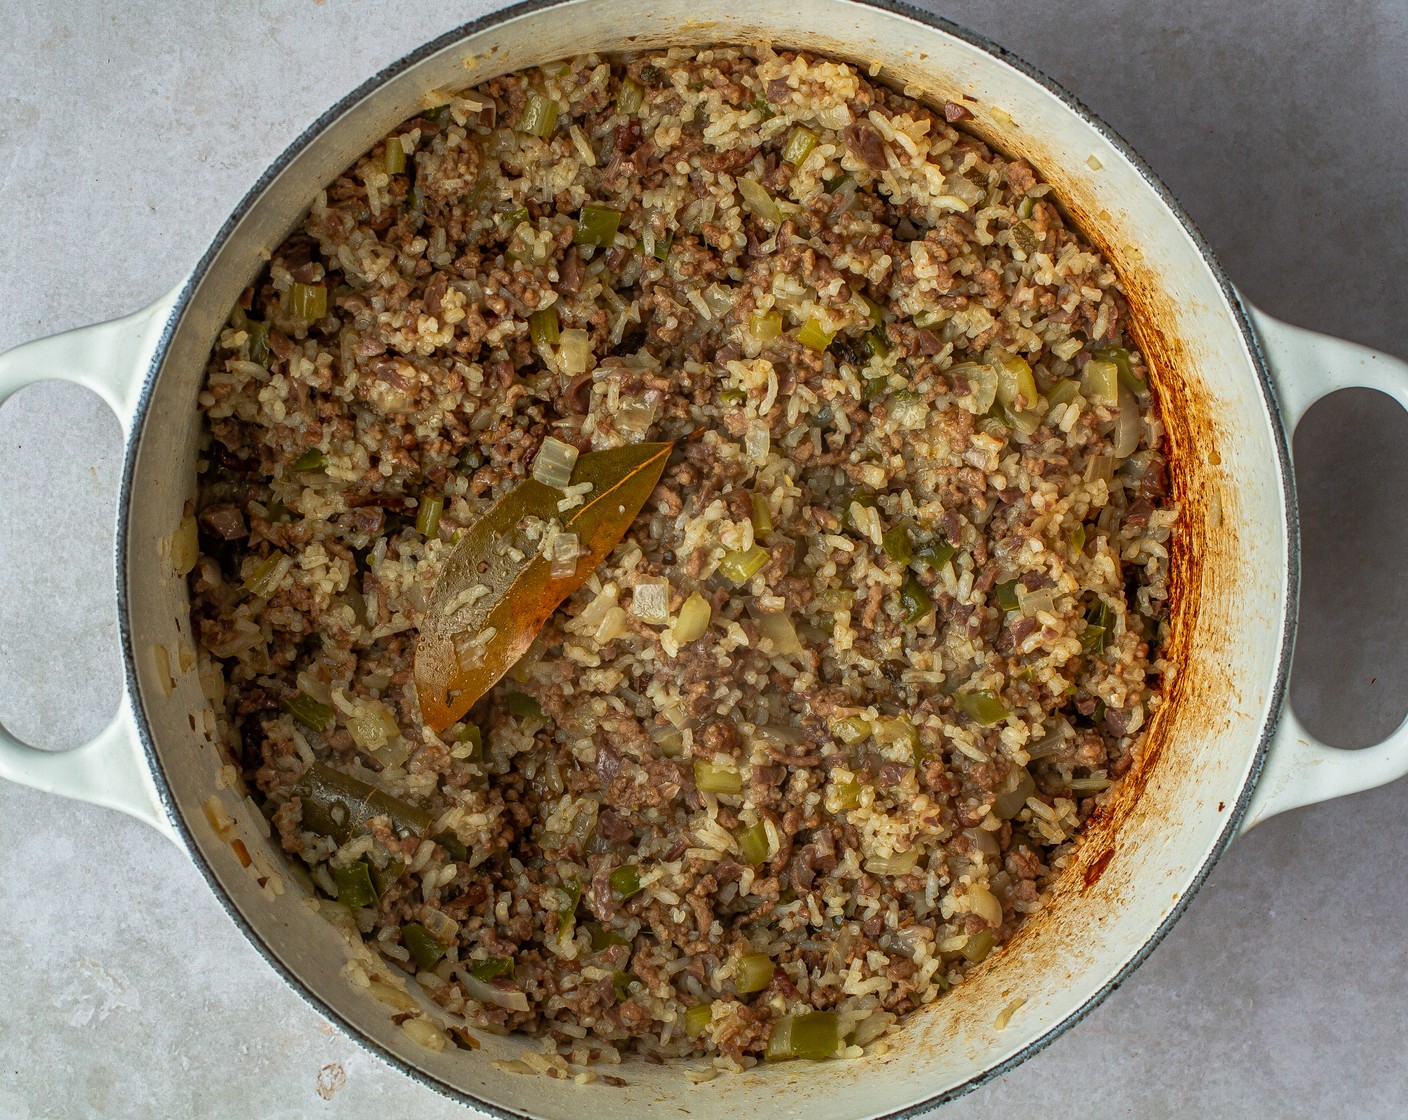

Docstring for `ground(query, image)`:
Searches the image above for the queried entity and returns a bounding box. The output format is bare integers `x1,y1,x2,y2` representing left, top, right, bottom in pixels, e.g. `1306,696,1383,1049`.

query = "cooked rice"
191,46,1176,1068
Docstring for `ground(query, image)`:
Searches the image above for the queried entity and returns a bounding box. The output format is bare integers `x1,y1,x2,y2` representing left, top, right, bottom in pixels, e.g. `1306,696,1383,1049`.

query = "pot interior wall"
122,1,1292,1115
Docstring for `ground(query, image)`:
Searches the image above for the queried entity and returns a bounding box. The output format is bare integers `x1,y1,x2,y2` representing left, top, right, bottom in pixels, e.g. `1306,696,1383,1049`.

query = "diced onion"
546,531,580,579
630,577,671,625
755,610,803,655
532,436,579,489
864,848,921,876
673,591,711,643
1113,383,1141,459
738,177,782,225
558,329,593,376
965,883,1004,926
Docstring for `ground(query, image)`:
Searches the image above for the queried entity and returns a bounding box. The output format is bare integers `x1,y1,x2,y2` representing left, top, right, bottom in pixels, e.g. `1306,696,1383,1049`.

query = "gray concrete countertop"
2,1,1405,1116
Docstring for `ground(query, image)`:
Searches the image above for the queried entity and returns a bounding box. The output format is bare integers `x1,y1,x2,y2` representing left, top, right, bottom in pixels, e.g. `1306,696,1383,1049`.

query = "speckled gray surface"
2,1,1405,1116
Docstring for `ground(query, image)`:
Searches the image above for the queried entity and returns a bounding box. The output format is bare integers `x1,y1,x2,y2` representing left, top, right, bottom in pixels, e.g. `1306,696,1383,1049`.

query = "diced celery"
519,94,559,137
955,689,1009,726
718,545,769,585
384,138,407,175
694,758,741,795
994,579,1021,612
292,447,328,472
416,493,444,538
781,126,819,166
796,318,835,351
609,865,642,900
733,953,774,994
288,282,327,322
617,77,645,116
685,1002,714,1038
737,821,769,865
881,524,912,565
831,715,872,746
529,306,560,348
574,204,622,248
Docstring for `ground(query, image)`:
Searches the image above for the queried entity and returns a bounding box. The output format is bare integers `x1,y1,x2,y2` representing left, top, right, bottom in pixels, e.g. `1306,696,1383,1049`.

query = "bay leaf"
415,441,673,731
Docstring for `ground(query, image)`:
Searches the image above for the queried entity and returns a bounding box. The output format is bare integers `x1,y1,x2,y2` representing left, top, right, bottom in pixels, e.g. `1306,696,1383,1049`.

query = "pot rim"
113,0,1300,1113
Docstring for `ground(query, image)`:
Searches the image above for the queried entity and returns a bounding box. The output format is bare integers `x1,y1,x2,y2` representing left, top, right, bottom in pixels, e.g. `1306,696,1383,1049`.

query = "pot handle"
0,291,182,844
1240,304,1408,831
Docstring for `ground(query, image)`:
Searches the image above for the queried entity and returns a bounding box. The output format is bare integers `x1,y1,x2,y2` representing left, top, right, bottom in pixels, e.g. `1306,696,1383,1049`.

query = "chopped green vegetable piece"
505,692,547,721
718,545,769,584
832,777,863,810
766,1011,839,1061
1047,378,1081,411
611,971,636,1001
863,372,890,400
865,328,891,359
720,388,747,405
244,551,287,597
823,173,852,194
737,821,769,865
914,538,955,571
694,758,742,795
1082,359,1119,407
877,714,923,765
674,591,711,643
734,953,775,994
421,104,452,127
519,94,559,137
991,349,1039,413
843,488,879,532
574,204,622,248
416,493,444,538
647,229,674,261
750,492,773,537
471,956,515,982
898,574,933,625
282,691,331,732
1017,196,1035,219
955,689,1010,727
751,96,775,120
1069,523,1087,556
781,126,819,165
288,282,328,322
617,77,645,115
295,762,433,845
436,832,469,862
384,138,407,175
529,306,560,348
994,579,1021,612
557,875,582,935
685,1002,714,1038
881,524,912,565
961,929,996,963
369,858,406,896
333,860,378,908
402,922,447,970
743,310,782,348
502,205,529,229
455,722,483,760
1082,599,1111,652
292,447,328,473
246,319,270,365
587,923,631,951
609,864,642,901
861,295,885,328
831,715,872,746
796,318,836,351
1093,345,1144,393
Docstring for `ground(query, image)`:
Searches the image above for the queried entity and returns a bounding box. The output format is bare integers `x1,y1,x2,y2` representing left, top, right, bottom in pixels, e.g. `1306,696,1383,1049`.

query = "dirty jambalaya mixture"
190,47,1176,1071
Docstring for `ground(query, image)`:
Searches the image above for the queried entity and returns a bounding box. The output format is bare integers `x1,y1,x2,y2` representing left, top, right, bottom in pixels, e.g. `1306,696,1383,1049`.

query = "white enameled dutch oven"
2,1,1407,1115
